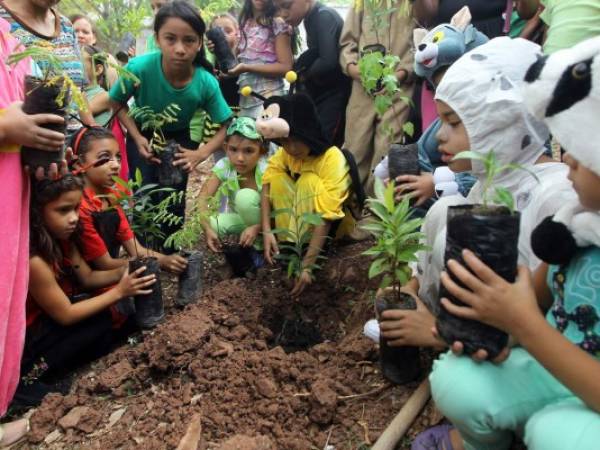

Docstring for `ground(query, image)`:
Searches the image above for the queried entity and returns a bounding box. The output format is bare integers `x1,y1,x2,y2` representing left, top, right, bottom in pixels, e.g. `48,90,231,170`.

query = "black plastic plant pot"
388,143,420,181
437,205,521,358
130,257,164,329
376,293,421,385
157,140,185,186
21,76,68,170
116,32,136,64
360,44,386,57
206,27,237,73
222,240,254,278
176,250,203,306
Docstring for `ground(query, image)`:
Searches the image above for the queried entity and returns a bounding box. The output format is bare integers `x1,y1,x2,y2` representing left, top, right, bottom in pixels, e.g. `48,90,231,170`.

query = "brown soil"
18,163,444,449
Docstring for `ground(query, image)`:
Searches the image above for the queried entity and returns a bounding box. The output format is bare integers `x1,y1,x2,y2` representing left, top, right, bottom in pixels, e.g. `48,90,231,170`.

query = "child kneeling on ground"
413,36,600,450
199,117,267,264
257,92,364,296
15,175,155,407
72,126,187,274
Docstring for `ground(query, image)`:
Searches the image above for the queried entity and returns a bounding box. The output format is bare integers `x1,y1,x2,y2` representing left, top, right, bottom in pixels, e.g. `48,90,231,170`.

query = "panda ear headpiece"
240,71,331,155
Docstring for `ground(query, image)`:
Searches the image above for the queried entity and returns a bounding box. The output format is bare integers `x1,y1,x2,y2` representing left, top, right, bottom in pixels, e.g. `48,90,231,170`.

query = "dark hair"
70,126,117,162
238,0,277,52
30,175,84,266
154,0,214,72
69,14,98,42
82,45,108,90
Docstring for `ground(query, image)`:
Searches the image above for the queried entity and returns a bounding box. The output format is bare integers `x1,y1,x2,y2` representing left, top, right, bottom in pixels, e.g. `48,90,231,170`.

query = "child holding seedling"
378,37,576,350
232,0,294,118
0,17,66,445
16,175,155,407
200,117,267,253
110,1,233,246
253,90,363,296
71,126,188,274
414,36,600,450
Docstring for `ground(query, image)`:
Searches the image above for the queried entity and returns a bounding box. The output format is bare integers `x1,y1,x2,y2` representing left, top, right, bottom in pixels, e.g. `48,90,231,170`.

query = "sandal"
411,424,455,450
0,418,30,448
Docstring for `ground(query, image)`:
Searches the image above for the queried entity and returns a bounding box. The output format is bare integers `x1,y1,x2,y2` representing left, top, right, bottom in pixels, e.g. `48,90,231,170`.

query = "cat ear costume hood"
413,6,489,84
525,36,600,263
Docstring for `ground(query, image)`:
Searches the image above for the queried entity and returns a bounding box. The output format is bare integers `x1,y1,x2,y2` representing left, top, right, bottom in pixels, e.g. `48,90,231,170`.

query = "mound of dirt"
25,242,434,449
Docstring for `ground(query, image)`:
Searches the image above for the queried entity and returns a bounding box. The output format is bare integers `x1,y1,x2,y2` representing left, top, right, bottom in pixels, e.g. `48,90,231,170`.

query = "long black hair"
238,0,277,52
154,0,214,73
30,175,84,267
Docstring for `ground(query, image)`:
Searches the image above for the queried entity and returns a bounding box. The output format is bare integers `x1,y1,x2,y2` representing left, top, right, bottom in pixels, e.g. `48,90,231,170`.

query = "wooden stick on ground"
371,379,431,450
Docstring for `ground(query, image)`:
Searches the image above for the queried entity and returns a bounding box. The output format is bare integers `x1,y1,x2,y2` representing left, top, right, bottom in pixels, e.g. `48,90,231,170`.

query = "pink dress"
0,17,32,416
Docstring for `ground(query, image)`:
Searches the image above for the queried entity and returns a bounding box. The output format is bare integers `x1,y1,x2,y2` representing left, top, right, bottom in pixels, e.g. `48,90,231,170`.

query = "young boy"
276,0,351,147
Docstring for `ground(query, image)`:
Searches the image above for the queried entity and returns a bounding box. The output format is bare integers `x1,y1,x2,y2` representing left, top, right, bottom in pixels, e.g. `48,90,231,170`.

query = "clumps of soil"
25,242,433,449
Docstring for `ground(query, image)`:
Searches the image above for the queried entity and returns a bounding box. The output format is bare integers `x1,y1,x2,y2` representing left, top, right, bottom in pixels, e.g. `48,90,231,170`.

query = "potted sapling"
362,178,428,384
164,205,205,306
111,169,184,328
8,43,87,170
129,103,183,186
436,150,537,358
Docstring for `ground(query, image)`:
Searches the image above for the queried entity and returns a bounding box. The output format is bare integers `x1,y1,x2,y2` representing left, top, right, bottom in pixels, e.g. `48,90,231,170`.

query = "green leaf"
402,121,415,138
453,151,485,162
368,258,390,279
493,187,515,212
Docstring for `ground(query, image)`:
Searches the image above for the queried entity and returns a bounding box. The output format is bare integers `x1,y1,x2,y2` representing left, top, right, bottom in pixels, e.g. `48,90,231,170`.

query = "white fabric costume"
415,37,577,313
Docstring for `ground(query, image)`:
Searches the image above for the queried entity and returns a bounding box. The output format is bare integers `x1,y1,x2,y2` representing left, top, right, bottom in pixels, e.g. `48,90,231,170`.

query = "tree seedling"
128,103,181,154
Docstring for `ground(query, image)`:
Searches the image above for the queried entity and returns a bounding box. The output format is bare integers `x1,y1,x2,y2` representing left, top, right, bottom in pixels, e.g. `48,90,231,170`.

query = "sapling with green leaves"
452,150,539,212
128,103,181,154
362,178,428,302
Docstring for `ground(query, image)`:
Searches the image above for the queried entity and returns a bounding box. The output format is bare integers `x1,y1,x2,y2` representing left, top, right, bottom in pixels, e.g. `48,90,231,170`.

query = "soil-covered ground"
14,164,444,449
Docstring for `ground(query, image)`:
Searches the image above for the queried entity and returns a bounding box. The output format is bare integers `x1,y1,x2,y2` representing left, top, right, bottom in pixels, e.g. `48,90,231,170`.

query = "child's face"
225,134,264,176
43,190,82,240
83,53,104,86
564,153,600,210
156,17,202,68
275,0,310,27
73,18,95,46
279,137,310,159
151,0,169,15
212,17,239,51
80,138,121,191
435,100,471,172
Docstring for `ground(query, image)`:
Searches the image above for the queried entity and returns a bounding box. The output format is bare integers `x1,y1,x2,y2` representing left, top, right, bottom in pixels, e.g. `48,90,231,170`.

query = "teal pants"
210,188,260,237
430,349,600,450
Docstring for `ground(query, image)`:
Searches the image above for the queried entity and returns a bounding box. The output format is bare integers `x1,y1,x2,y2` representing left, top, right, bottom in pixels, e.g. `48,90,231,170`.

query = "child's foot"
412,424,464,450
0,418,30,447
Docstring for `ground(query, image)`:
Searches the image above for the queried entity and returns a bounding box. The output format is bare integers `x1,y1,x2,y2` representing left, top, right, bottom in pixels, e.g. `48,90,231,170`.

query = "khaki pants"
344,80,412,192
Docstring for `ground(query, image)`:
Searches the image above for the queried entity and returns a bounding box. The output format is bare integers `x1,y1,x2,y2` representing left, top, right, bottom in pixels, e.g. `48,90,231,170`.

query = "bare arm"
88,90,111,118
121,238,188,273
69,246,124,289
89,252,128,270
110,100,143,141
301,221,331,270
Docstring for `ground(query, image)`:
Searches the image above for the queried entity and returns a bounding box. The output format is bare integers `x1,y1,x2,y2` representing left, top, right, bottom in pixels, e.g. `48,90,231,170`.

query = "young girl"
16,175,155,407
82,46,111,126
379,38,576,349
0,17,65,445
72,127,187,273
230,0,294,119
200,117,267,253
110,1,233,248
258,92,362,297
415,36,600,450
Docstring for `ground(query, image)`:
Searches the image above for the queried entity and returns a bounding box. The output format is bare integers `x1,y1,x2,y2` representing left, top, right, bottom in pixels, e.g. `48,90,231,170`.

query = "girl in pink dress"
0,17,64,445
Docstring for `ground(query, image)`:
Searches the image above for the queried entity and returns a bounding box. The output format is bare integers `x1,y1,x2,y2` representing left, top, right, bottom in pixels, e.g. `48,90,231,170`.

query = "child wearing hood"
378,37,576,350
413,36,600,450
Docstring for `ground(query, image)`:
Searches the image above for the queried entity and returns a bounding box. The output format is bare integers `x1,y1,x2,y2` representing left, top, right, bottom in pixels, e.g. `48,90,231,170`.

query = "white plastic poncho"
415,37,577,313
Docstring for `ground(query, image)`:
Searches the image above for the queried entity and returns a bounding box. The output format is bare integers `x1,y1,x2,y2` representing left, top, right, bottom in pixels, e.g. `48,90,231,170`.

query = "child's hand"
174,145,209,172
239,224,261,247
291,269,312,298
263,232,279,265
160,254,188,274
394,173,434,206
432,324,513,363
440,249,542,337
2,101,65,151
205,228,222,253
127,46,136,58
226,63,247,77
134,135,160,164
115,266,156,298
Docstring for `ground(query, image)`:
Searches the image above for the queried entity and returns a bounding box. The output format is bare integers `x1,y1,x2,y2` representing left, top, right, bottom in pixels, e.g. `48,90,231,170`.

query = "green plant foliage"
128,103,181,154
271,180,326,280
110,168,184,252
362,178,428,301
358,51,401,117
452,150,539,212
